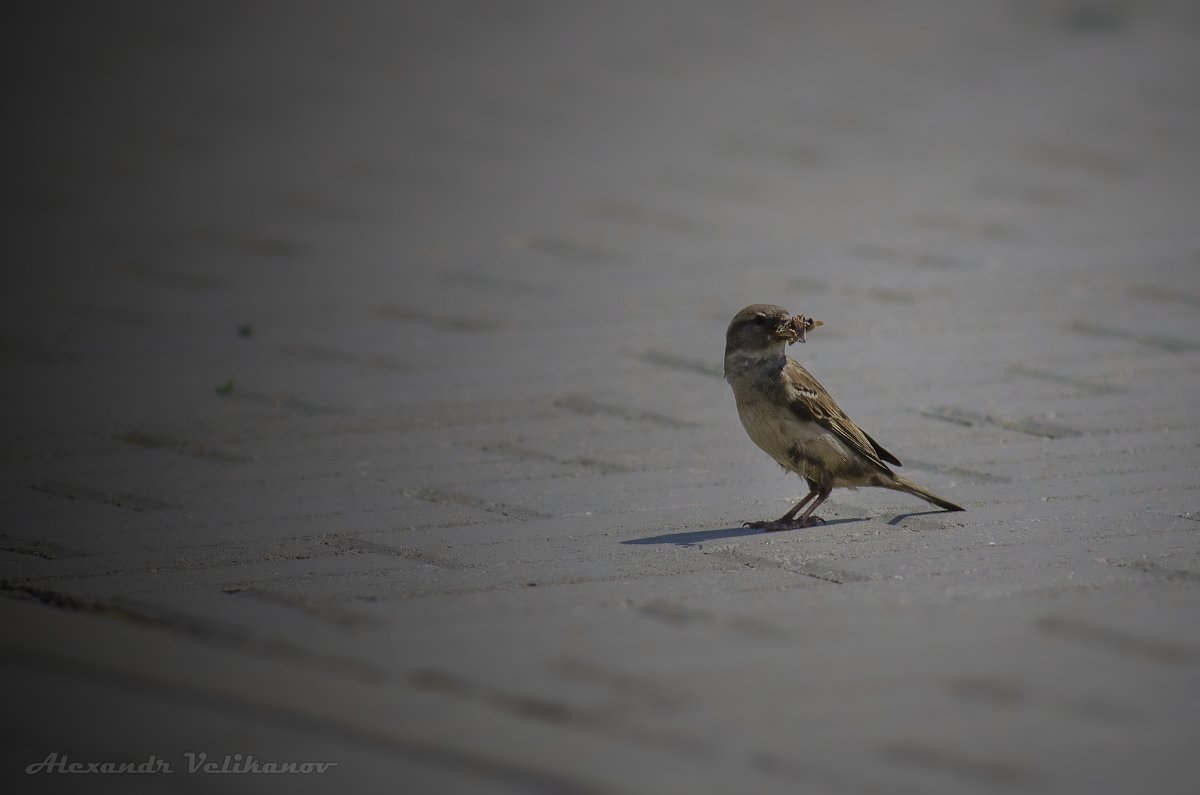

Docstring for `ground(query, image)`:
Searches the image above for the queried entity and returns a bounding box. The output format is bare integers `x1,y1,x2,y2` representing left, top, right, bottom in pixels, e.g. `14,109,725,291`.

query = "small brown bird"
724,304,963,530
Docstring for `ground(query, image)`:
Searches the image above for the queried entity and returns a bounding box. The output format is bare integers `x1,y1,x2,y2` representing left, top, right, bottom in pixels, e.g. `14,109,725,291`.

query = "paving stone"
3,1,1200,793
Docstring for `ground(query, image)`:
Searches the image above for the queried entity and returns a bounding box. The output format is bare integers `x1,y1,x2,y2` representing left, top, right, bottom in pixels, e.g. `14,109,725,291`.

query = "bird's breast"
731,385,853,482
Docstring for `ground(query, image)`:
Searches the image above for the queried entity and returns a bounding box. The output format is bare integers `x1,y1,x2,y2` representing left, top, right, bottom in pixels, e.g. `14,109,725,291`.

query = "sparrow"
724,304,963,530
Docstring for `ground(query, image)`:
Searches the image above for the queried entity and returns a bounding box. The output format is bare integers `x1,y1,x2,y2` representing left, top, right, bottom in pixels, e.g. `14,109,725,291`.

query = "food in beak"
776,314,823,344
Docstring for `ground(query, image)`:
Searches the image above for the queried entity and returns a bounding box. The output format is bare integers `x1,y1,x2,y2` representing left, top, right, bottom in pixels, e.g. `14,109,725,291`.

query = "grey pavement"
3,1,1200,793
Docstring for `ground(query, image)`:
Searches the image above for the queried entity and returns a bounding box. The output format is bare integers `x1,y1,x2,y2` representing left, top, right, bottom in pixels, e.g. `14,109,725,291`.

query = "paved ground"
3,2,1200,793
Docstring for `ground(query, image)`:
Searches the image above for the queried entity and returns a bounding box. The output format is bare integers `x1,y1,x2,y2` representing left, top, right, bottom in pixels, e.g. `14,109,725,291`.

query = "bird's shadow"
885,509,955,525
622,517,864,547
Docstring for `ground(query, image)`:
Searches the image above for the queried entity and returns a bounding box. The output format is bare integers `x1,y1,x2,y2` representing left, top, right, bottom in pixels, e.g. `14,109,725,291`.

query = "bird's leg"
745,486,818,532
796,484,833,527
776,491,816,523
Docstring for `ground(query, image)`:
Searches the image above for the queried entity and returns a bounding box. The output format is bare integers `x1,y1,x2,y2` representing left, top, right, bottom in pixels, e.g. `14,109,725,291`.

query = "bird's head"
725,304,822,359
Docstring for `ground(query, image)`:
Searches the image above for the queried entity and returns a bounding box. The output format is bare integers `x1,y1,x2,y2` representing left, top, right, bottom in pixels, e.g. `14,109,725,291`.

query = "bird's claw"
744,516,825,532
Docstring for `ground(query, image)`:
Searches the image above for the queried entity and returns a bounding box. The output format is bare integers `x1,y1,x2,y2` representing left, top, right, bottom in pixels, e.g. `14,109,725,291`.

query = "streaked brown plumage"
724,304,963,530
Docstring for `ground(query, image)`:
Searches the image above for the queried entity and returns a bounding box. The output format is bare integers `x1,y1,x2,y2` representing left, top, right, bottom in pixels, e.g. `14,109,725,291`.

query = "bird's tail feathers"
888,474,964,512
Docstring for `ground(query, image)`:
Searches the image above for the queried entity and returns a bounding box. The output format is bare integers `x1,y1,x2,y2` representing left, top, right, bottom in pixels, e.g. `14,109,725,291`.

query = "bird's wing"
784,358,902,469
861,428,902,467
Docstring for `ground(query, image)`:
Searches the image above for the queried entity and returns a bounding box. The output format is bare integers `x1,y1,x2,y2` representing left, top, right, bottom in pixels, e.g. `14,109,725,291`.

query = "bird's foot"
743,516,825,532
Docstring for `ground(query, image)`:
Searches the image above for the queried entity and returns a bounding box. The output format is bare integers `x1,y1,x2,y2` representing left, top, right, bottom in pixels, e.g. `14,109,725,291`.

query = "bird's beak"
774,315,823,344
